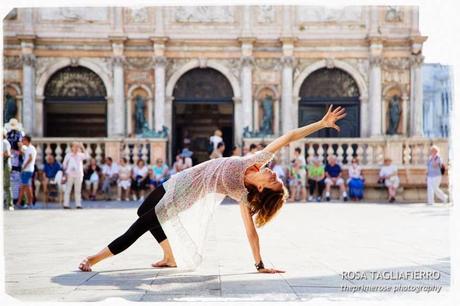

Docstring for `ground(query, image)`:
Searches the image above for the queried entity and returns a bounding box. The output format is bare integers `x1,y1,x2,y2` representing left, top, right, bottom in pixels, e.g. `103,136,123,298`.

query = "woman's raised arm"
262,105,346,155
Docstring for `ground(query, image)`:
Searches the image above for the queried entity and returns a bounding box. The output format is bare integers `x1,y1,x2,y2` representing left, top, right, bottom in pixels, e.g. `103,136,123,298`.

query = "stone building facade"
3,6,427,162
422,63,453,138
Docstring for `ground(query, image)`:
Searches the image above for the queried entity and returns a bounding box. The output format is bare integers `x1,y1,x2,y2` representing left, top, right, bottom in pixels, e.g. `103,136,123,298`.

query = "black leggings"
107,185,167,255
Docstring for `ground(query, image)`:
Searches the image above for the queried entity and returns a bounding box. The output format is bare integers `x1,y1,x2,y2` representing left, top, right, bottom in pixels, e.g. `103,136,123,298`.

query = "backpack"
207,141,214,154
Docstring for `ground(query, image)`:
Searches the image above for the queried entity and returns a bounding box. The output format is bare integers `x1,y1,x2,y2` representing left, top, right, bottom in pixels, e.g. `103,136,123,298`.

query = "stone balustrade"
243,136,449,169
32,138,168,167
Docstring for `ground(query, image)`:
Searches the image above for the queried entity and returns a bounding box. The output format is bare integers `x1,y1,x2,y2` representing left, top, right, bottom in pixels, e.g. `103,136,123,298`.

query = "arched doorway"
44,66,107,137
299,68,360,138
173,68,234,164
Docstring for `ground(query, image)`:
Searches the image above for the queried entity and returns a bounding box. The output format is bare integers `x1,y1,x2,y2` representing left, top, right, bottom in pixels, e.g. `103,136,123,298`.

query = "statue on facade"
134,95,146,134
387,95,401,135
4,94,17,123
260,95,273,135
142,123,169,138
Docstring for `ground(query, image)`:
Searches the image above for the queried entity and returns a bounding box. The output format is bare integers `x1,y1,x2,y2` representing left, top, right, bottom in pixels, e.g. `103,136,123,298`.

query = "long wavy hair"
246,184,289,227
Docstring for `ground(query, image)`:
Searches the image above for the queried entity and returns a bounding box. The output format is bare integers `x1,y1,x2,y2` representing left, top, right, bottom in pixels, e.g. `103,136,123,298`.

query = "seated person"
379,157,400,203
84,159,101,201
347,158,365,201
287,159,302,202
101,157,119,201
307,156,326,202
151,158,170,188
117,158,131,201
131,159,149,201
324,155,348,201
42,154,63,196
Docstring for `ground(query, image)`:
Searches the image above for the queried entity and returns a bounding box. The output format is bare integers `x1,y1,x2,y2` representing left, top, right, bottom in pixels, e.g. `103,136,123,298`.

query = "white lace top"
154,150,275,269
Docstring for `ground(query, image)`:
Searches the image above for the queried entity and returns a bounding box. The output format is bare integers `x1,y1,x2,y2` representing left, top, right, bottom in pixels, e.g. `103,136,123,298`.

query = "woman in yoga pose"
78,106,346,273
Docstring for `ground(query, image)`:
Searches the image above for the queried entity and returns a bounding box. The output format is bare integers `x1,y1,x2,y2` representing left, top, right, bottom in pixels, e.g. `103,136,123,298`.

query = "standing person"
16,135,36,208
347,158,365,201
287,157,301,202
101,157,120,201
426,145,448,205
231,145,242,157
131,159,149,201
41,154,62,198
6,118,24,206
209,129,223,152
151,158,169,188
180,148,193,170
307,156,326,202
379,158,400,203
270,158,287,186
293,147,307,202
210,142,225,159
117,158,132,201
324,155,348,202
3,131,13,210
63,142,89,209
84,158,101,201
245,143,258,156
77,105,346,273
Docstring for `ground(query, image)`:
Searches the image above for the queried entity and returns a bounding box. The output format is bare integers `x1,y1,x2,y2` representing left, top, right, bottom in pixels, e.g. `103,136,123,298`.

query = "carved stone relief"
257,6,275,24
124,7,150,24
385,6,404,23
174,6,234,23
382,57,410,86
296,6,363,25
38,8,109,22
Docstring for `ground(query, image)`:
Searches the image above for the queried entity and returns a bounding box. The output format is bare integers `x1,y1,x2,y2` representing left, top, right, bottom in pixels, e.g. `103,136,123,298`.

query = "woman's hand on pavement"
258,268,285,273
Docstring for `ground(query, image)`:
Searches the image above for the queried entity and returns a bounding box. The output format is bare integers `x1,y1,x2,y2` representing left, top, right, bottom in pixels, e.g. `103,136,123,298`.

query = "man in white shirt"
16,135,36,208
101,157,120,201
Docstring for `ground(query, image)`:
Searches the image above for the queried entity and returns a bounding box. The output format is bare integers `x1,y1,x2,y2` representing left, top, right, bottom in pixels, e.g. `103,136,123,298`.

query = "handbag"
440,163,446,175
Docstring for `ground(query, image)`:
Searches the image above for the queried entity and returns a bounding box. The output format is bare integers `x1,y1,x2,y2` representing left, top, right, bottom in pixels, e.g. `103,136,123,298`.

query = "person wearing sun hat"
5,118,25,206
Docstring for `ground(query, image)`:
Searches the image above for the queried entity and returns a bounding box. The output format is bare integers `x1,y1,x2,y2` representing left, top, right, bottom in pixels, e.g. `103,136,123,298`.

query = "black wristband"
255,260,264,270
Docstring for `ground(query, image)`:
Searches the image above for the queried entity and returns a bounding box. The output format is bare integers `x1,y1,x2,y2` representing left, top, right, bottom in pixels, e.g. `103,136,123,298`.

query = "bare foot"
151,258,177,268
78,257,93,272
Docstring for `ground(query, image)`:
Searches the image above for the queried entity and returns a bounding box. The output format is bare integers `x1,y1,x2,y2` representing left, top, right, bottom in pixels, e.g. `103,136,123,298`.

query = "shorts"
384,176,400,188
20,171,33,185
118,179,131,189
325,177,344,186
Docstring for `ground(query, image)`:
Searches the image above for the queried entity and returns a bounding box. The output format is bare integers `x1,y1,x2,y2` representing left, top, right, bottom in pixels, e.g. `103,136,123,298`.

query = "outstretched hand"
258,268,286,273
321,105,347,132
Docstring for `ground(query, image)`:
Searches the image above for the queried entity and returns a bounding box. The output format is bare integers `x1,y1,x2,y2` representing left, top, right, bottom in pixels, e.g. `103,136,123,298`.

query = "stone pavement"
1,200,451,303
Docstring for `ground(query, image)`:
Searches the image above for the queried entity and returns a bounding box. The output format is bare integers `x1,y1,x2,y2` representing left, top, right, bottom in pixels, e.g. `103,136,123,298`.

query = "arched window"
44,66,107,137
299,68,360,138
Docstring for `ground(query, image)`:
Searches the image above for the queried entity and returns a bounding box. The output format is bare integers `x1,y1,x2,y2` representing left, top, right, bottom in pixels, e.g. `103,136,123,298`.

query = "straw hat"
7,118,21,131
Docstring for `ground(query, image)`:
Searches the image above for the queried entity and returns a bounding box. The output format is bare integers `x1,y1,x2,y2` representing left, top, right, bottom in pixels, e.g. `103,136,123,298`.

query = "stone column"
369,55,382,137
112,55,125,136
154,56,167,131
410,54,424,136
240,56,254,131
20,41,36,134
281,56,295,134
110,37,127,137
402,93,409,135
359,95,369,137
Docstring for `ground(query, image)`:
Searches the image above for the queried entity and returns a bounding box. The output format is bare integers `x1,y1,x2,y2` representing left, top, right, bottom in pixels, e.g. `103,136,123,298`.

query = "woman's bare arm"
239,203,285,273
262,105,346,155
